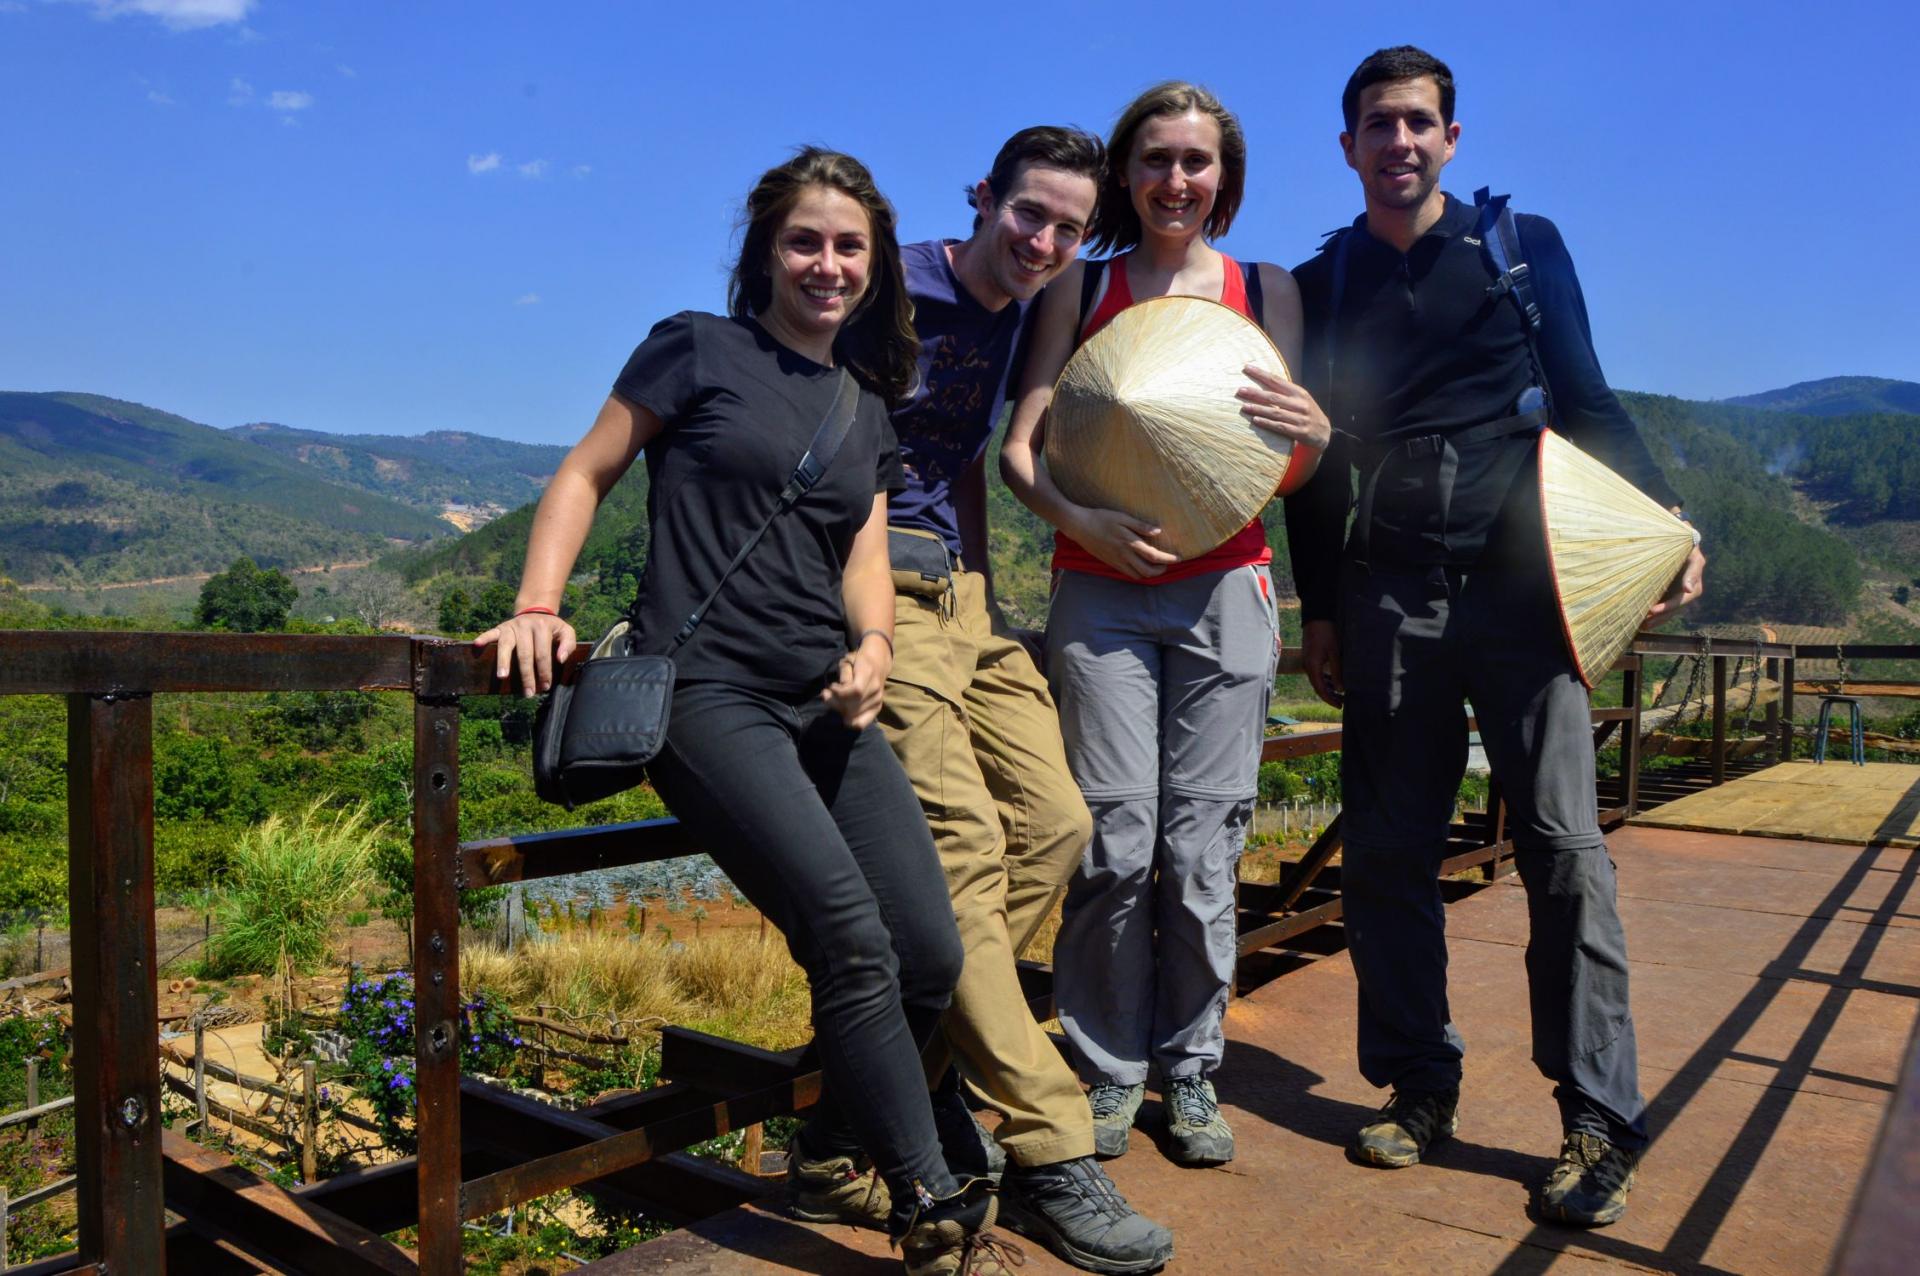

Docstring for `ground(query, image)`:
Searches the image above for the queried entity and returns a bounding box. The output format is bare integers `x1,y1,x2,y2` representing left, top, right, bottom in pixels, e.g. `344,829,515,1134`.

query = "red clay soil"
592,825,1918,1275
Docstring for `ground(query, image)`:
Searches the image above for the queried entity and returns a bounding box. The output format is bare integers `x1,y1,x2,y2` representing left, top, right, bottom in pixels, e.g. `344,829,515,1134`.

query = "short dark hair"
1089,81,1245,256
967,125,1105,230
1342,46,1455,133
726,147,918,405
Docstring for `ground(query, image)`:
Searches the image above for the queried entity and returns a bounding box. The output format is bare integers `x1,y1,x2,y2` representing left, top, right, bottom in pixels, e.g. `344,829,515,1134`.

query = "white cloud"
146,89,174,105
514,294,541,306
226,75,253,106
335,64,356,78
78,0,256,30
467,152,502,175
517,159,548,179
570,164,592,179
267,89,312,112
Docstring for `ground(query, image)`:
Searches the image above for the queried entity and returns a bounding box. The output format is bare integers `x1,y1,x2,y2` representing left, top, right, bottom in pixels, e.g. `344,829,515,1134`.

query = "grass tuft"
207,798,378,976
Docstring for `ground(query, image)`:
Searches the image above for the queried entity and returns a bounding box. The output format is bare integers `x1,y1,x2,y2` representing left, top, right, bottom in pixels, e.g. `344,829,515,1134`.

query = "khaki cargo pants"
881,567,1096,1166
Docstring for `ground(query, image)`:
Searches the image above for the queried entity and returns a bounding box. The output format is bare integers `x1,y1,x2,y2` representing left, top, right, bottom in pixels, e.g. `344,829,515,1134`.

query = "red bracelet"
515,605,558,617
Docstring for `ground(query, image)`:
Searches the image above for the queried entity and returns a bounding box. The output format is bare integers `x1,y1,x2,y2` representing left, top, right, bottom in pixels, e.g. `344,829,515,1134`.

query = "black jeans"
645,679,965,1196
1338,562,1649,1150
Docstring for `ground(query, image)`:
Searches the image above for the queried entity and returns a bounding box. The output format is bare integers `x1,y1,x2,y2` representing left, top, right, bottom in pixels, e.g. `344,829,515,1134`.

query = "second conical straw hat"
1540,429,1700,686
1046,294,1314,559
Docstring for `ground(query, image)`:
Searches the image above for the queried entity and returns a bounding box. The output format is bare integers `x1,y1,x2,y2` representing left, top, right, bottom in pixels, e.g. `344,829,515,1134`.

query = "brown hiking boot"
897,1179,1026,1276
1535,1131,1639,1227
786,1130,890,1229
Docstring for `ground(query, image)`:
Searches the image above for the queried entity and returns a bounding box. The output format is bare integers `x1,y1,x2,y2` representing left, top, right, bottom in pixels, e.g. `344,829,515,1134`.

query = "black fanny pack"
532,369,857,809
889,527,956,599
1351,407,1545,569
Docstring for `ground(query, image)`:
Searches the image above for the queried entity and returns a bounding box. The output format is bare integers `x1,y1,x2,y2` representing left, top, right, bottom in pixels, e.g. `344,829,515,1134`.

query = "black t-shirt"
612,311,903,695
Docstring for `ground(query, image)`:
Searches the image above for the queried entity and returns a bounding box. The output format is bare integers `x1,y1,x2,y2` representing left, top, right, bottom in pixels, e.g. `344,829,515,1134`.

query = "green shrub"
207,799,379,976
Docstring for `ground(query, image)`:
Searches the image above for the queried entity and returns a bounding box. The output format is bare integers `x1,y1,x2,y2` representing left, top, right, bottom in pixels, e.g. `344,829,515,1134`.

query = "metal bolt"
429,1023,452,1055
429,932,445,953
432,970,445,985
119,1095,145,1128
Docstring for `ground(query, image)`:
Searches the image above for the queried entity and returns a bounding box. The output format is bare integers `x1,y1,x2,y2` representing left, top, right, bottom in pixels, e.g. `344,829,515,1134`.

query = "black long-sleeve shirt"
1284,193,1679,623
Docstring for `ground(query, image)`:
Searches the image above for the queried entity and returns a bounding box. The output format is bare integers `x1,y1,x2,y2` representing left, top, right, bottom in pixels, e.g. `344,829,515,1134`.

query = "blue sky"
2,0,1914,446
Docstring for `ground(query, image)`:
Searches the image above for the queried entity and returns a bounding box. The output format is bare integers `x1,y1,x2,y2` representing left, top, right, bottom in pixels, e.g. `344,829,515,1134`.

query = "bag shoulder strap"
1240,259,1264,326
1473,187,1552,417
662,368,860,650
1321,227,1353,428
1076,258,1106,333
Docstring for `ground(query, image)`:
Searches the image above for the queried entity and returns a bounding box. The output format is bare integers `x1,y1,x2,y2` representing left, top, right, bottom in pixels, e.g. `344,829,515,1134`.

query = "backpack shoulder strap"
1240,259,1264,326
1323,227,1353,423
1076,259,1106,333
1473,187,1551,414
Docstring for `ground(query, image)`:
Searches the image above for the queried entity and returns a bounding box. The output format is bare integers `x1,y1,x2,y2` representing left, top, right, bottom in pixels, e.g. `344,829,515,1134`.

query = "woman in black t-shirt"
477,151,1015,1273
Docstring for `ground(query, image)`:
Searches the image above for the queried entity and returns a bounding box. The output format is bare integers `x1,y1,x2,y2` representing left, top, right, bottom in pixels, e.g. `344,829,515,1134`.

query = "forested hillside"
231,423,564,513
1725,376,1920,417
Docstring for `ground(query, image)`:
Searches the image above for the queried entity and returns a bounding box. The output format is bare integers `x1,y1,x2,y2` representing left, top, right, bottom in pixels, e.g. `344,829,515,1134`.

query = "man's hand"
474,612,577,698
1302,618,1344,708
821,633,892,730
1646,544,1707,621
1237,365,1332,450
1069,507,1180,579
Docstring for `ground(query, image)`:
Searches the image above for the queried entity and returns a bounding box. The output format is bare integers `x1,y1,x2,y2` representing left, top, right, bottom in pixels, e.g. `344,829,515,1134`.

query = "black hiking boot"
1351,1087,1460,1168
1535,1131,1640,1227
931,1084,1006,1184
786,1126,890,1229
894,1177,1026,1276
1001,1155,1174,1274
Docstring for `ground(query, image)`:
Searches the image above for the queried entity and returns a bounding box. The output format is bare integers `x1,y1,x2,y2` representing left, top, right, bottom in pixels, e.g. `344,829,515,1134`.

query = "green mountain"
0,391,448,586
1725,376,1920,417
229,422,564,514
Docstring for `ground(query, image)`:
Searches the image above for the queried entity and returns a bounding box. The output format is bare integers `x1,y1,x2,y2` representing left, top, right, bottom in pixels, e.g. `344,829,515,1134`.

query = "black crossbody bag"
533,369,858,809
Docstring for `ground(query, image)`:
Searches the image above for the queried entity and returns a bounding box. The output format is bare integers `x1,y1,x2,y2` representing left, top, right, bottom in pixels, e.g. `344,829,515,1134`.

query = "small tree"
196,557,298,632
438,587,475,635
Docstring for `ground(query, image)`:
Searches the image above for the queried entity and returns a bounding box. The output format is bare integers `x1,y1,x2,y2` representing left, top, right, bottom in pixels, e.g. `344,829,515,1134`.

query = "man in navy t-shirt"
787,128,1174,1273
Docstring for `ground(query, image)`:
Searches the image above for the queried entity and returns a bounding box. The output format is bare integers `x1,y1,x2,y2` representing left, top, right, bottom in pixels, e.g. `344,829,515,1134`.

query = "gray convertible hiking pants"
1340,561,1649,1150
1047,565,1279,1085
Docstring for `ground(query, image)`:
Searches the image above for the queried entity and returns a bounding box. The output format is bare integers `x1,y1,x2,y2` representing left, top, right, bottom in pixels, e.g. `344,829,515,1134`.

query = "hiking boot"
1351,1087,1459,1168
1535,1131,1640,1227
786,1128,890,1229
1162,1076,1233,1166
1087,1082,1144,1159
931,1085,1006,1184
896,1178,1026,1276
1001,1155,1174,1274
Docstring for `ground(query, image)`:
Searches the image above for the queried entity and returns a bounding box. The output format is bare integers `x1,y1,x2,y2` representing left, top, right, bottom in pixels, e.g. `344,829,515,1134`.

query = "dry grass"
462,929,811,1050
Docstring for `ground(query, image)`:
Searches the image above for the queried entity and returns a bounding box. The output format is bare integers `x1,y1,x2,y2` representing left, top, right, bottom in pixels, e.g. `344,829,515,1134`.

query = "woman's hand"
1068,507,1181,579
1646,544,1707,621
1237,365,1332,450
821,631,892,729
474,612,577,698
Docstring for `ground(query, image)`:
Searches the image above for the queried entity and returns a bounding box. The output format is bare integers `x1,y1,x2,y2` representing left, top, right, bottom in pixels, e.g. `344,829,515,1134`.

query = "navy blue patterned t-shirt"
887,239,1031,557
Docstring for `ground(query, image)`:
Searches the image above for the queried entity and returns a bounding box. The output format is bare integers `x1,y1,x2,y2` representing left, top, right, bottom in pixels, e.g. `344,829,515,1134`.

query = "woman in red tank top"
1001,83,1331,1168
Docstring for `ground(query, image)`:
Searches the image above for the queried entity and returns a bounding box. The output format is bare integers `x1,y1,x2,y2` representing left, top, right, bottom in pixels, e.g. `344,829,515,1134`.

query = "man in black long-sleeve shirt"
1284,46,1705,1228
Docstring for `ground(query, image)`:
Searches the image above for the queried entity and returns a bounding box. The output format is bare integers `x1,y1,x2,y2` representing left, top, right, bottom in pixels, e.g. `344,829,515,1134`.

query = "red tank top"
1051,253,1274,583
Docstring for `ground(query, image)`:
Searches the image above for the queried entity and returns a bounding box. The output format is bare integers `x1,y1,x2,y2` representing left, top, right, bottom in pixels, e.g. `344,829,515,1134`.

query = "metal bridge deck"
599,824,1919,1275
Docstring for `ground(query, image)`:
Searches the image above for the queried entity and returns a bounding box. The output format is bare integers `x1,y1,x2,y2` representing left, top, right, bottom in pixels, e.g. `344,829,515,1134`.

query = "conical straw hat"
1539,429,1700,687
1045,294,1316,559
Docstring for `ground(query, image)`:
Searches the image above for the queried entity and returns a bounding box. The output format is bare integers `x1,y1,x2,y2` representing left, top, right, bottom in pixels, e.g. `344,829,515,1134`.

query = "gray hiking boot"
1351,1087,1459,1168
786,1129,890,1229
1163,1076,1233,1166
1087,1082,1144,1160
1090,1082,1144,1158
1535,1131,1640,1227
1001,1155,1174,1274
931,1085,1006,1184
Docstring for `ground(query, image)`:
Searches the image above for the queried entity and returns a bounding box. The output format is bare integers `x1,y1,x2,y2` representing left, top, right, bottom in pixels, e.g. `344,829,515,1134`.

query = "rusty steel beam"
659,1028,809,1092
1270,815,1344,917
410,648,464,1276
0,631,413,696
160,1130,416,1275
1237,897,1347,956
1259,729,1342,762
1630,633,1796,659
460,817,705,887
66,692,165,1271
1712,655,1729,785
459,1071,824,1221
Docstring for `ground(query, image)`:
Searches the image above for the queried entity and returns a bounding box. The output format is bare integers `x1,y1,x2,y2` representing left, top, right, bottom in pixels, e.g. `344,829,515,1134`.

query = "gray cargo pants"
1047,565,1279,1085
1340,561,1649,1150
